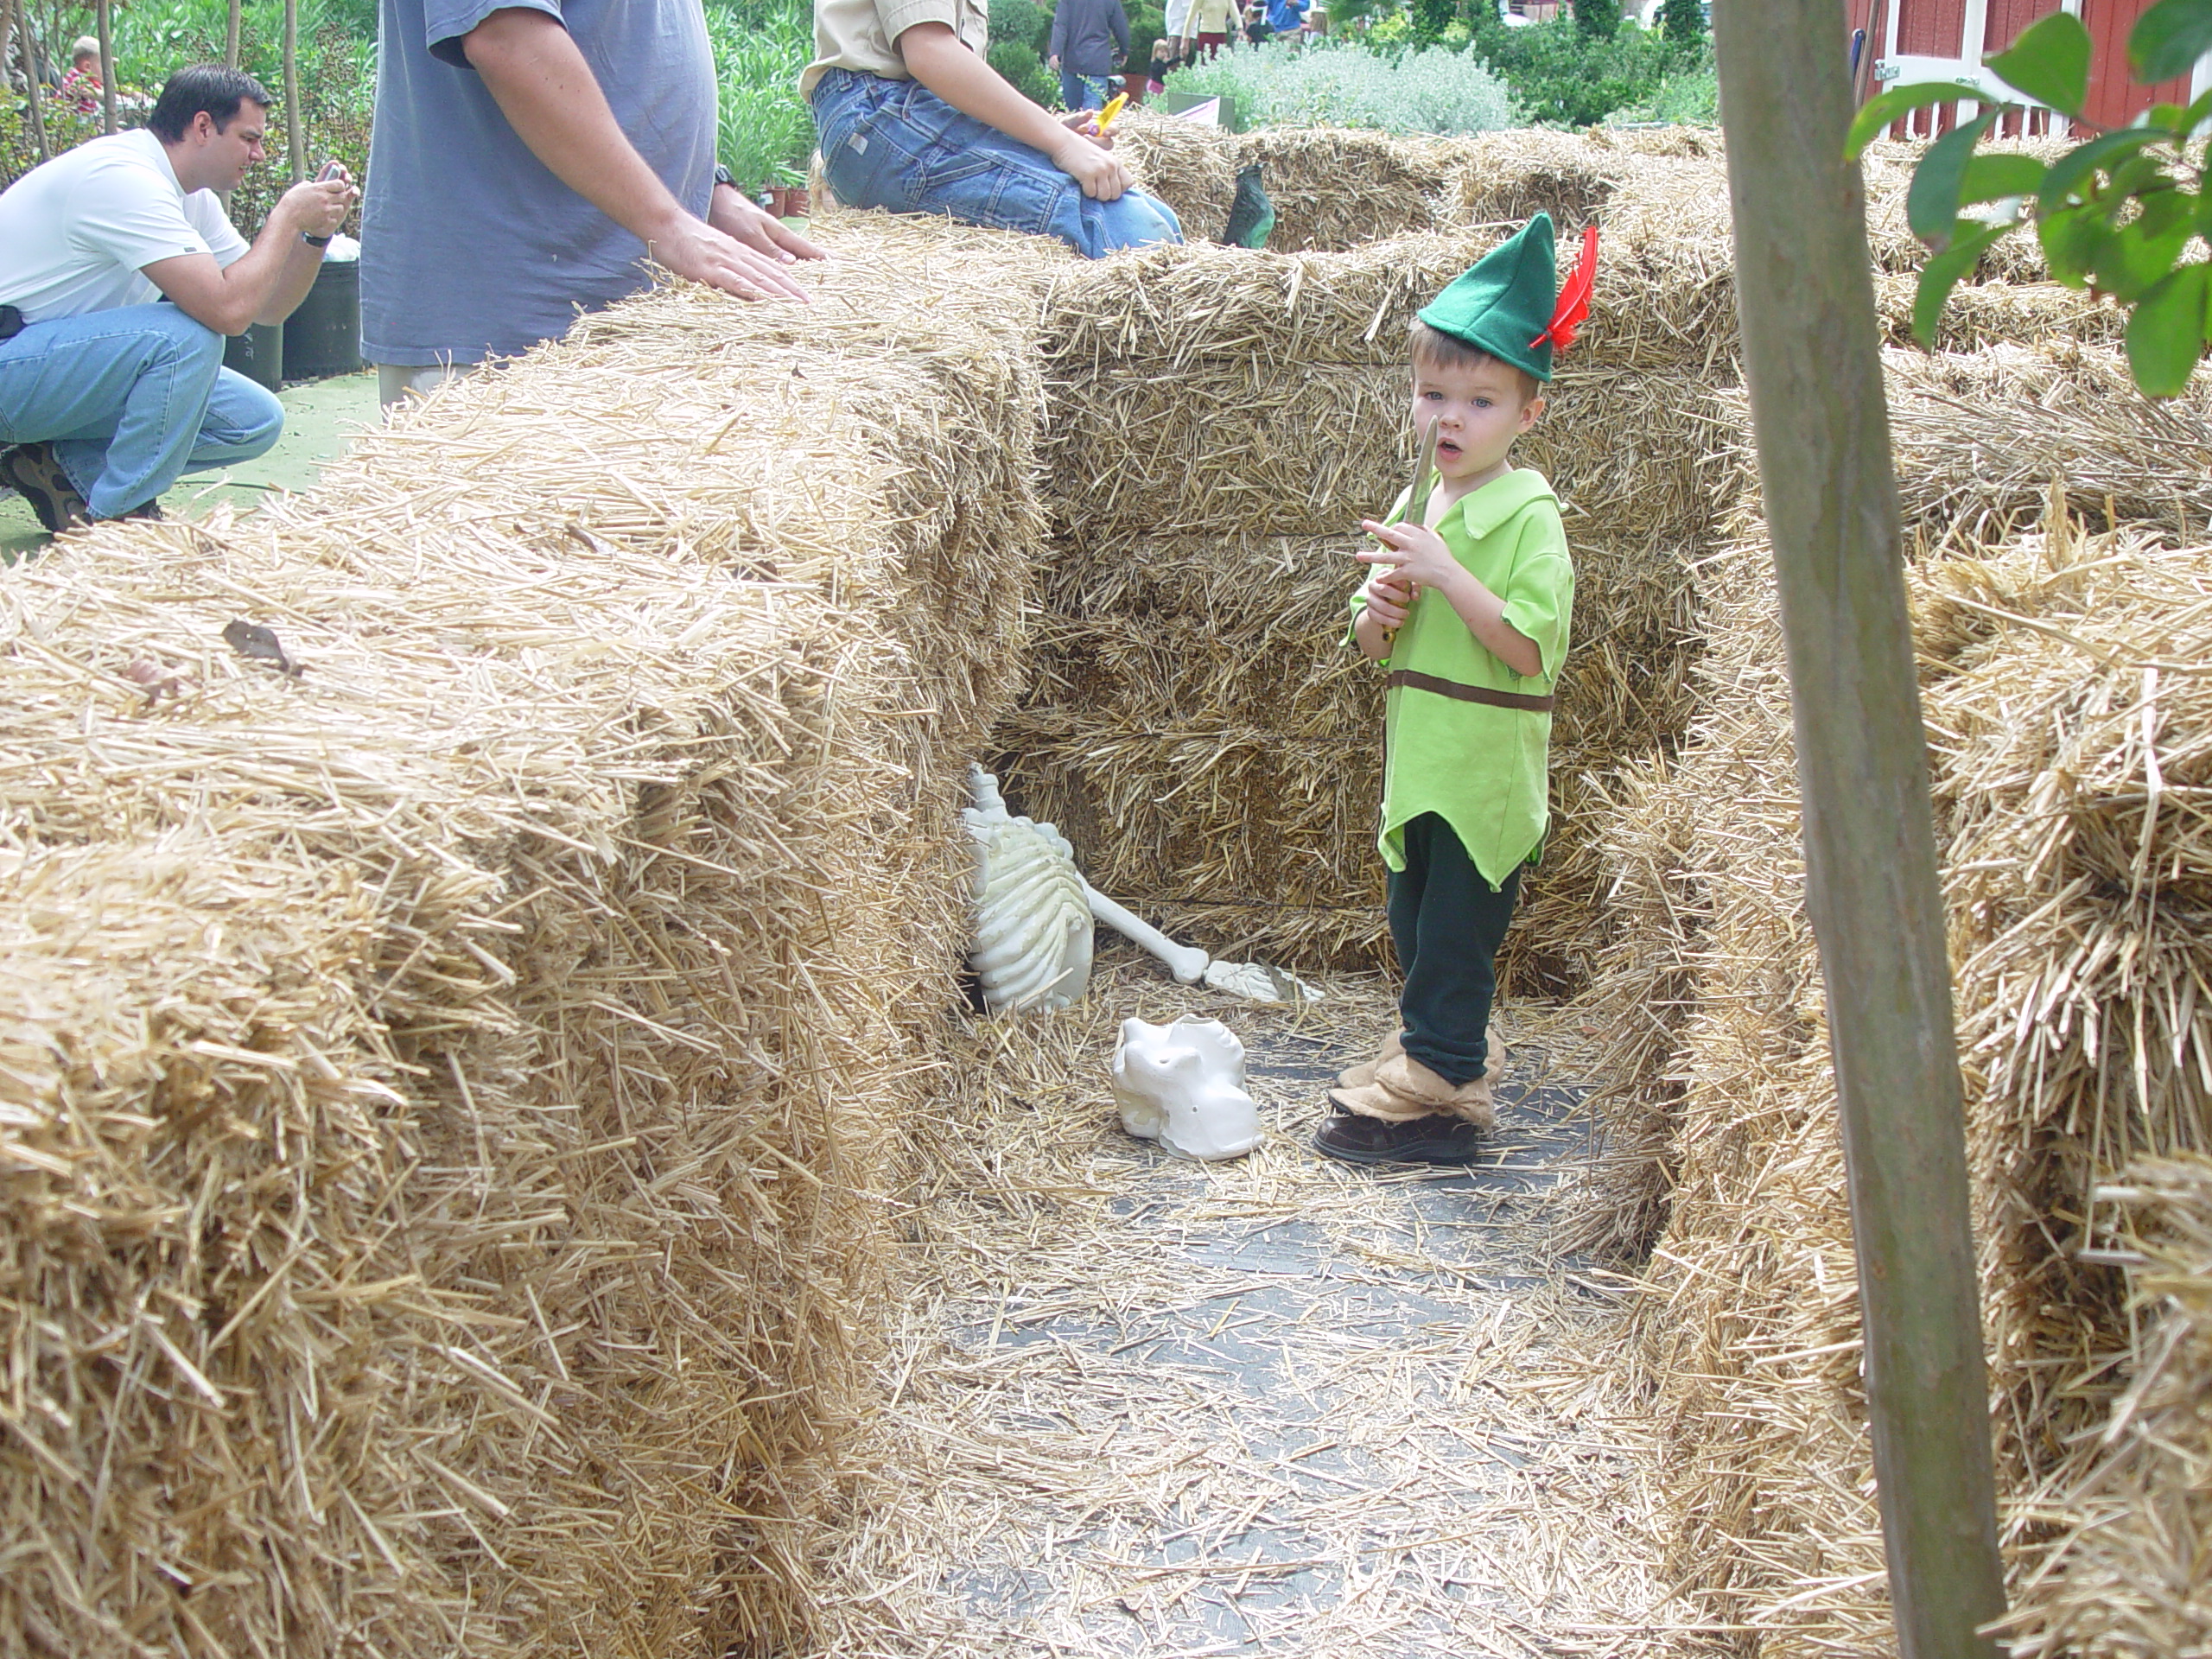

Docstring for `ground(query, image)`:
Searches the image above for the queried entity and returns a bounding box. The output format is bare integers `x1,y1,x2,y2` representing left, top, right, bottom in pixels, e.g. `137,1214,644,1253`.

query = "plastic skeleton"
962,767,1316,1013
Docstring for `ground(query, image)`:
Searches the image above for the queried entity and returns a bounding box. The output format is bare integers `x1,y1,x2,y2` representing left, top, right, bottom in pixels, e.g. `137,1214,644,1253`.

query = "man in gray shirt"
1047,0,1131,111
363,0,823,402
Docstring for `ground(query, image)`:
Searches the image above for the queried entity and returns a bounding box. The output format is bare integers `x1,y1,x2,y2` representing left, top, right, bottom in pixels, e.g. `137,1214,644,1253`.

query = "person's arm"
1048,2,1066,66
896,22,1129,200
141,176,353,335
1355,518,1541,677
1351,580,1409,660
460,7,813,300
1110,0,1131,57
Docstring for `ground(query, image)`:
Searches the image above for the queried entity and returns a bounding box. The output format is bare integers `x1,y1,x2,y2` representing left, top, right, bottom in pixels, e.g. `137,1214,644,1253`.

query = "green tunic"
1348,467,1574,889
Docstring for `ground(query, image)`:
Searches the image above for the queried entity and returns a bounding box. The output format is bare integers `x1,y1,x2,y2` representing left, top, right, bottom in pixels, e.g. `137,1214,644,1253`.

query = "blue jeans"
810,68,1182,260
1059,69,1113,111
0,302,283,518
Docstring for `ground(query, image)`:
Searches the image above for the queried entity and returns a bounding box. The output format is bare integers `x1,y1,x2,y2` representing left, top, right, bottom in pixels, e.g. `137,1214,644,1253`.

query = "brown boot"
1334,1028,1405,1090
1328,1052,1497,1131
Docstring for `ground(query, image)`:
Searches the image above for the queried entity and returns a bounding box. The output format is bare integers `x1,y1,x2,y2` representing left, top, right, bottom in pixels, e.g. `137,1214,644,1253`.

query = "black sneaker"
113,501,163,521
0,442,88,533
1313,1110,1487,1167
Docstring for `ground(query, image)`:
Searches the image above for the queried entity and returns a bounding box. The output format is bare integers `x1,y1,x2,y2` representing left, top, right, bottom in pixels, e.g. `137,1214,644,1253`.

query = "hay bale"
1113,105,1237,241
1452,124,1640,229
1046,361,1733,543
1233,126,1485,251
0,217,1066,1657
1577,503,2212,1650
1872,274,2126,353
2008,1155,2212,1657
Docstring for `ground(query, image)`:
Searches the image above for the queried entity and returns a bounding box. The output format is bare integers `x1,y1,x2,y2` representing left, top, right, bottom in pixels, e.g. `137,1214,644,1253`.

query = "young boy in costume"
1316,213,1597,1167
804,0,1183,259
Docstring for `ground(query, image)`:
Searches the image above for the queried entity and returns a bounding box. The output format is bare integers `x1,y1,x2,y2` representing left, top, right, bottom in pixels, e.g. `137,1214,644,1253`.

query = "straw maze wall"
1004,125,2212,1652
7,127,2204,1659
995,123,1745,994
0,226,1071,1659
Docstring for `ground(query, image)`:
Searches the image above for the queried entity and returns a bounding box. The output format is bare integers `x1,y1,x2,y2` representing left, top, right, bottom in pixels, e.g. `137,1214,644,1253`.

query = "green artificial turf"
1,370,383,563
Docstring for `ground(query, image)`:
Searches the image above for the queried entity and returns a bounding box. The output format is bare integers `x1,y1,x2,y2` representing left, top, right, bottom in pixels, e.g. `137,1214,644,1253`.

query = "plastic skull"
1112,1015,1263,1162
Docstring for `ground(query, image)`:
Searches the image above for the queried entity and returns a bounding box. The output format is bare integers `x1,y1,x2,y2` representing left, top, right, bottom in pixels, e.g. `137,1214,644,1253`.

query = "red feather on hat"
1530,226,1599,354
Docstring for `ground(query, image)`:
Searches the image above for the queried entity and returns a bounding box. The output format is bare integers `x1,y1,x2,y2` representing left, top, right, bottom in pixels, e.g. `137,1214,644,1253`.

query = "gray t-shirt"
361,0,717,365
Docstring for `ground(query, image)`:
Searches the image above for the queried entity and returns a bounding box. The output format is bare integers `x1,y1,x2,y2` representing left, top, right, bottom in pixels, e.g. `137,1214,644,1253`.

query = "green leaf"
2037,202,2101,286
2125,263,2209,397
2038,128,2171,211
2091,209,2193,303
1987,10,2091,114
1912,224,2006,347
2132,0,2212,86
1909,110,2001,243
1845,82,1987,160
1957,153,2046,205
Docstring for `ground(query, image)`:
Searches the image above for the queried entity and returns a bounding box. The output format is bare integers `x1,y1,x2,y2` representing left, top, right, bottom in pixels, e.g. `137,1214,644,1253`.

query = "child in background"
59,38,104,113
806,0,1182,258
1317,213,1596,1167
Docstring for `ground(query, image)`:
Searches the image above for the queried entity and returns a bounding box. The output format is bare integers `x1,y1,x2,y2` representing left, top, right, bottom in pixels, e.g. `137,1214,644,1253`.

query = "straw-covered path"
810,950,1706,1656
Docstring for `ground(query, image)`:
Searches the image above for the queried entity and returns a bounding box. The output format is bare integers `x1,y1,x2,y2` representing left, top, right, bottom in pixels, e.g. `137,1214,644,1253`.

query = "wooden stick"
1712,1,2007,1653
12,0,47,163
283,0,304,184
95,0,117,135
226,0,242,70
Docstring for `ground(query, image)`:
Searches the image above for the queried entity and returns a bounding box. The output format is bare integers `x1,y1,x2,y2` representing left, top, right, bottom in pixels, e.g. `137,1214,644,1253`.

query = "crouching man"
0,66,355,530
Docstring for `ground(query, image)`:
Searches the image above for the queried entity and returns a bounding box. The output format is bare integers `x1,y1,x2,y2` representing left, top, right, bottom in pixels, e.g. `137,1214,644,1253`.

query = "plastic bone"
965,768,1312,1008
1111,1015,1263,1161
963,772,1092,1013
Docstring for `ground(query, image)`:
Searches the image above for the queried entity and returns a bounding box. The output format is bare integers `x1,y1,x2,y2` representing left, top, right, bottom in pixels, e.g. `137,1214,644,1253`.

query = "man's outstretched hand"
652,207,817,302
708,188,830,271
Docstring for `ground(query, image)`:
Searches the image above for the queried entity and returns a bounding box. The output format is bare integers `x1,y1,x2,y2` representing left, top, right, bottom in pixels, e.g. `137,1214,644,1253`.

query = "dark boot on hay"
1313,1109,1488,1167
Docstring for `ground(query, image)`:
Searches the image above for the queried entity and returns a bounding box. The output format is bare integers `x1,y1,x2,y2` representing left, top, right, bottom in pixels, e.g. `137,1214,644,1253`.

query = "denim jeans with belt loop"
0,302,283,518
811,68,1184,259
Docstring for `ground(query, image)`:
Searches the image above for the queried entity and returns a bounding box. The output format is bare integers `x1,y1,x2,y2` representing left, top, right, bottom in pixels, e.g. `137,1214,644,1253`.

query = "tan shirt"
802,0,988,97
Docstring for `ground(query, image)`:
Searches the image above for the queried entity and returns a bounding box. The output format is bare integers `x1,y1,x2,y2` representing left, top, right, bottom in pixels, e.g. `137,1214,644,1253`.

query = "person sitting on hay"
805,0,1183,258
1317,213,1597,1168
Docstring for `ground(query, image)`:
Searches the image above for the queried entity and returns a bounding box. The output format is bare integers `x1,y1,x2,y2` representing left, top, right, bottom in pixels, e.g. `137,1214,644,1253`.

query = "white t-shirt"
0,130,248,323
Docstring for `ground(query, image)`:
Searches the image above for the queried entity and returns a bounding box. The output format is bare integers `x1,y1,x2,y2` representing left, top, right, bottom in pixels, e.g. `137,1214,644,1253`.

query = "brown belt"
1387,669,1554,713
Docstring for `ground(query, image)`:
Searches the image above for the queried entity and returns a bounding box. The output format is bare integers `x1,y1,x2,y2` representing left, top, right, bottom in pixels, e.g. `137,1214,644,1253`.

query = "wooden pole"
12,0,47,162
226,0,242,69
94,0,116,133
282,0,304,183
1711,0,2007,1653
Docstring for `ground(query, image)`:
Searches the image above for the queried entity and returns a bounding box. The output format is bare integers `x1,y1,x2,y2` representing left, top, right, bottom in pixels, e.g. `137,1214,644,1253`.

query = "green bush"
1127,3,1167,74
1571,0,1622,41
1656,0,1706,49
1467,12,1684,126
703,0,815,193
988,0,1052,48
2,5,372,232
1166,35,1515,132
988,36,1064,107
1607,60,1716,124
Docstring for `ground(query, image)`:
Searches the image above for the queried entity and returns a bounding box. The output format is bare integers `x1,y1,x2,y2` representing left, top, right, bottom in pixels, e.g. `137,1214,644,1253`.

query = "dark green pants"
1386,812,1522,1088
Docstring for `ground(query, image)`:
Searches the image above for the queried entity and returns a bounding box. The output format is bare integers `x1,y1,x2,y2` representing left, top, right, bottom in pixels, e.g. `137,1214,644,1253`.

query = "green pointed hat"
1417,212,1560,382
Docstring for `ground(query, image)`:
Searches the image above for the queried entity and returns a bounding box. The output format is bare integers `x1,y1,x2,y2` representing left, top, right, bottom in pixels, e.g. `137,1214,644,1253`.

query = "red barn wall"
1851,0,2194,135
